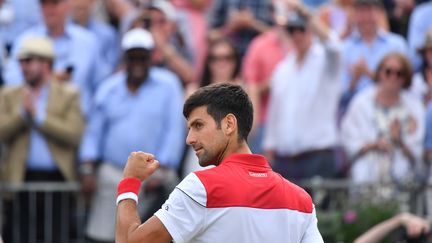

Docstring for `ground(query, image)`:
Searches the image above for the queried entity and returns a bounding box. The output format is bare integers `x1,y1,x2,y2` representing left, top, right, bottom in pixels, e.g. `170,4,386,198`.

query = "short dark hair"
183,83,253,142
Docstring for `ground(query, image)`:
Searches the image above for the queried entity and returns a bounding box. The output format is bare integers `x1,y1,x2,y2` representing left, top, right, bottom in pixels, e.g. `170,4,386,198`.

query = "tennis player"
116,83,323,243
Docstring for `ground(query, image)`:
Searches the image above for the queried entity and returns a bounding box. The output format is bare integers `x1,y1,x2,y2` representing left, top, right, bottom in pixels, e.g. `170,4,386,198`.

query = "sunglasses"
286,26,306,34
209,54,235,62
126,55,150,63
383,67,405,79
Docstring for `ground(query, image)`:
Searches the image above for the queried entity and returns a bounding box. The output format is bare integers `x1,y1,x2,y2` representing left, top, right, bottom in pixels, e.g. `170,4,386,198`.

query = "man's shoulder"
0,85,22,96
51,81,80,96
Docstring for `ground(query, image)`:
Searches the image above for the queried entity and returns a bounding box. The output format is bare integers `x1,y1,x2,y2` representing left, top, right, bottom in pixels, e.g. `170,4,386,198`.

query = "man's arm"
116,203,172,243
116,152,173,243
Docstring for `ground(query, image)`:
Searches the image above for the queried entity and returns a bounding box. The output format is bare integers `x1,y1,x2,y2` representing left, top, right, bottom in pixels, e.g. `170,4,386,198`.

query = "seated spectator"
70,0,120,75
263,2,342,183
341,53,425,198
208,0,272,57
409,29,432,105
408,1,432,71
242,0,292,155
4,0,102,116
0,36,84,243
80,29,184,242
354,212,431,243
339,0,407,115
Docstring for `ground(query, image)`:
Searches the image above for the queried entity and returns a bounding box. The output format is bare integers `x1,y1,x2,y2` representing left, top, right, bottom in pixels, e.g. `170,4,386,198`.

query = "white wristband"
116,192,138,206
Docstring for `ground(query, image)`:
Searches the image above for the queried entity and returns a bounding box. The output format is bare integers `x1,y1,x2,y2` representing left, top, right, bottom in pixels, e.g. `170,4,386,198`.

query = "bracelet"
116,177,141,206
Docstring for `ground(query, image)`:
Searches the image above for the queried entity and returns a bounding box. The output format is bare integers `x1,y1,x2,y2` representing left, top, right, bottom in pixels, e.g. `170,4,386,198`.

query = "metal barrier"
0,182,86,243
0,179,429,243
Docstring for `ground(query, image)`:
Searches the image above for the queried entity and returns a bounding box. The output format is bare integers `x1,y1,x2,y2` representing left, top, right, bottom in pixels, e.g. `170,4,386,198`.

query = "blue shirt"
408,2,432,70
80,68,185,170
0,0,42,46
340,30,407,111
4,23,103,115
73,18,120,76
425,102,432,150
25,84,57,171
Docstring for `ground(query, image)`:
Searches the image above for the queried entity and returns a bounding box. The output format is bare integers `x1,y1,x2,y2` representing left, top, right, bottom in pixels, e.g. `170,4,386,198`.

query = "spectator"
409,29,432,105
383,0,415,38
182,38,242,176
242,0,292,154
0,36,84,243
0,0,42,52
109,0,195,85
208,0,272,57
263,2,342,183
70,0,120,75
341,53,424,197
354,212,431,243
318,0,389,40
339,0,407,115
3,0,102,116
172,0,212,82
79,28,184,242
408,1,432,71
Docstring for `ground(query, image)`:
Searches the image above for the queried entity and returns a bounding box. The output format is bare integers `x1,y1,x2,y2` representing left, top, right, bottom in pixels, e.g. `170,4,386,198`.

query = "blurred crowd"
1,0,432,242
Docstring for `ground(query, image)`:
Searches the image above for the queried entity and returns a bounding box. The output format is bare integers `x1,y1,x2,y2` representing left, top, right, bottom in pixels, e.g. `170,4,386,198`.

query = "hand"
123,152,160,181
81,174,97,204
390,119,402,144
399,212,430,238
22,87,35,118
375,138,392,153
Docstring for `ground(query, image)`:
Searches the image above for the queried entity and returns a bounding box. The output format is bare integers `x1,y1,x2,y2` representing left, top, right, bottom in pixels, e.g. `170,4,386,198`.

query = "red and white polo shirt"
155,154,323,243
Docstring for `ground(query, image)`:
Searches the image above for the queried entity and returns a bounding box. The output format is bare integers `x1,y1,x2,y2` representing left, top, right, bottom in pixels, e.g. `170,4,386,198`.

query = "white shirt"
155,154,323,243
263,33,342,155
341,87,425,184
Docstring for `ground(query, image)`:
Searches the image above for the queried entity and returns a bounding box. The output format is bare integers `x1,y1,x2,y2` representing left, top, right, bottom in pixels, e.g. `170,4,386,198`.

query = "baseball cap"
18,36,55,60
121,28,155,51
149,0,176,21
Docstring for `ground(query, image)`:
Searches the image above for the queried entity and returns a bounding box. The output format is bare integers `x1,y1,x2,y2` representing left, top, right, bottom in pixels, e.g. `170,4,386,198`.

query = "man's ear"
222,113,237,137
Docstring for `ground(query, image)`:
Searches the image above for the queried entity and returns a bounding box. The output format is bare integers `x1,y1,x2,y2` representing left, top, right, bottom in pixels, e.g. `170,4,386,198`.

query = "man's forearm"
116,200,142,243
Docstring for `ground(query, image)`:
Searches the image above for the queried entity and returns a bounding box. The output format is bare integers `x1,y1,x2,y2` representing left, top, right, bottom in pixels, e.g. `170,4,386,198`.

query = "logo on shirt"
248,171,268,177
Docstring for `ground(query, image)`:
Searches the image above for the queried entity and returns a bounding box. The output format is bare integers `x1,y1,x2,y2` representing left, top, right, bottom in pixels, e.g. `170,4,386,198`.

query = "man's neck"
376,88,399,107
221,140,252,161
361,29,378,44
48,23,66,38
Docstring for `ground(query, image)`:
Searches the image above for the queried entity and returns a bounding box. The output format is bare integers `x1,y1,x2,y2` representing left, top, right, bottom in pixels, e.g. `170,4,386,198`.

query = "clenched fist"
123,152,160,181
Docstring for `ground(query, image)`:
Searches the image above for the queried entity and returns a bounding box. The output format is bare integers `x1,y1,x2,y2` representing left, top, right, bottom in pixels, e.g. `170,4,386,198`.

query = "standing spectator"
409,29,432,105
340,0,407,115
208,0,272,57
341,53,424,196
0,0,42,52
0,36,84,243
70,0,120,75
263,2,342,183
80,28,184,242
408,1,432,71
242,0,292,154
3,0,102,116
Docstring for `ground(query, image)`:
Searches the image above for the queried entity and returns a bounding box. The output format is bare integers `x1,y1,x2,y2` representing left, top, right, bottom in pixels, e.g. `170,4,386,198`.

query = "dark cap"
354,0,383,8
285,11,308,28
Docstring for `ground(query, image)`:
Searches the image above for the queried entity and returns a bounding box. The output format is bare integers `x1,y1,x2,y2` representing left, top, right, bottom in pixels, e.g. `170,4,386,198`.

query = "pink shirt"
242,29,291,124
